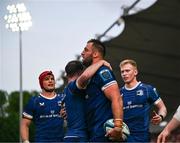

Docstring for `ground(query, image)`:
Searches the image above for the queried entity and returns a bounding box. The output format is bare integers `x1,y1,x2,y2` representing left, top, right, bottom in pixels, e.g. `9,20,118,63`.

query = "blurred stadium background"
104,0,180,141
0,0,180,142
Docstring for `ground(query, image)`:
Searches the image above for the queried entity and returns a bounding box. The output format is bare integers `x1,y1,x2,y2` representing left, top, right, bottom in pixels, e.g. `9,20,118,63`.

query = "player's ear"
134,69,138,76
93,50,99,58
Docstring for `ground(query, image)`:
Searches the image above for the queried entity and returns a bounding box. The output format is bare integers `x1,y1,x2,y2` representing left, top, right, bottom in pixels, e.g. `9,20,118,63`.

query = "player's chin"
44,87,55,92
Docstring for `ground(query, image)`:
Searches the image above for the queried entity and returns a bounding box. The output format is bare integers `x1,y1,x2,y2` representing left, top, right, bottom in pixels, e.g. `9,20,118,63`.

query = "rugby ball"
103,119,130,141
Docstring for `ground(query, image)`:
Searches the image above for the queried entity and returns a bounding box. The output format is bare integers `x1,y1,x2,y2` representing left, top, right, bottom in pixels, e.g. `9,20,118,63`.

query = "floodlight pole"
4,3,32,142
19,29,23,143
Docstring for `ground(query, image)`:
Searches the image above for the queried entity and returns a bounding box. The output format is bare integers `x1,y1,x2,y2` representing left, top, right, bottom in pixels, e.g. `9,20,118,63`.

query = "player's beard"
82,56,93,67
43,87,55,93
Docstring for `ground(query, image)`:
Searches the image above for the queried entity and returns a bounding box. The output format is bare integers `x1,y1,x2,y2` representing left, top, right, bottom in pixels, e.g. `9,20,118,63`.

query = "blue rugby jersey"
120,82,161,142
22,93,64,142
63,80,88,141
84,65,117,141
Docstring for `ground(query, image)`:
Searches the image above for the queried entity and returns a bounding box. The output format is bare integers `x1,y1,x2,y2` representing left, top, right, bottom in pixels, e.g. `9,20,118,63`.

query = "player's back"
63,81,88,141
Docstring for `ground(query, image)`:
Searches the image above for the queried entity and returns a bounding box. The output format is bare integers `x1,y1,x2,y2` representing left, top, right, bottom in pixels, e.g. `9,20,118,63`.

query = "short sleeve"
96,66,117,91
147,85,161,105
22,96,36,119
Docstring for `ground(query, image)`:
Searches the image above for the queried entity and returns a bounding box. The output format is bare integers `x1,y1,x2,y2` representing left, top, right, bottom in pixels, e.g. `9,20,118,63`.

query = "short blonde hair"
119,59,137,69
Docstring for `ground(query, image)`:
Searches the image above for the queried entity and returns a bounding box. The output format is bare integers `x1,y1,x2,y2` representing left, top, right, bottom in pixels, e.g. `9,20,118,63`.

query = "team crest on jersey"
136,90,143,96
39,102,44,106
99,69,112,81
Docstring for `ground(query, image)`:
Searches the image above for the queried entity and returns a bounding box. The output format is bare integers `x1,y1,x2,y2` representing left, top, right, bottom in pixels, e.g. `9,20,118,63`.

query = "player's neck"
92,57,103,64
68,76,78,83
125,79,138,89
42,91,56,98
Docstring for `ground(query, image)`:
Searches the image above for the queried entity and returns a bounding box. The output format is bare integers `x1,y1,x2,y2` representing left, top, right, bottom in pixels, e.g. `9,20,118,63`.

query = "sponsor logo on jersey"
136,90,143,96
39,102,44,106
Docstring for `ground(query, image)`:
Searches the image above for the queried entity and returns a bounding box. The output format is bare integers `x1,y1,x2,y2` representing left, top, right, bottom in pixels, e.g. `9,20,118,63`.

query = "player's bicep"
103,83,120,101
76,76,89,89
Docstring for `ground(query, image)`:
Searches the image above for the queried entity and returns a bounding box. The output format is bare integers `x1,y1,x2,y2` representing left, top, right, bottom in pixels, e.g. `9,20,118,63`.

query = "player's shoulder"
97,65,114,76
67,80,76,88
56,92,65,100
139,82,155,89
98,65,111,72
97,65,115,80
64,80,77,93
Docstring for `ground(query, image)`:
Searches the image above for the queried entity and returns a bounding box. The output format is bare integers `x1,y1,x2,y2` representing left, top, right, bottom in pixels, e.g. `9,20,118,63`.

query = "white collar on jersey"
39,93,57,100
124,81,141,91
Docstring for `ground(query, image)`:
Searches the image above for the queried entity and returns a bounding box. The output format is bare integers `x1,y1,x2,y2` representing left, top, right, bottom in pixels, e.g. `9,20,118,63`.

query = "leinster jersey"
22,93,64,142
120,82,161,142
85,66,117,141
63,80,88,140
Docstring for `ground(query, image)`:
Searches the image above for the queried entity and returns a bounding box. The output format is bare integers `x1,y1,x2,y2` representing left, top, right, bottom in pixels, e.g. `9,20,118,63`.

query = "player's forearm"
21,125,29,141
111,95,123,121
82,60,105,78
20,119,30,142
105,84,123,121
165,118,180,133
77,60,104,88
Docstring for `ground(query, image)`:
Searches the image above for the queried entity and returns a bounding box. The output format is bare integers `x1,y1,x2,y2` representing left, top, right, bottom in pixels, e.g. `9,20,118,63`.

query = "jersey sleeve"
147,85,161,105
22,96,36,119
96,66,117,91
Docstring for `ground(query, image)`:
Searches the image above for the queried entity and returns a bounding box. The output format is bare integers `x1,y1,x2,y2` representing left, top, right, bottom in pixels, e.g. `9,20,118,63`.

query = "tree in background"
0,90,8,117
0,90,37,142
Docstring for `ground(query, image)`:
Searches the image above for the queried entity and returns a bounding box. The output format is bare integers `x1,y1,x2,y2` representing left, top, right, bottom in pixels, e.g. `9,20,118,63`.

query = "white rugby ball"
103,119,130,141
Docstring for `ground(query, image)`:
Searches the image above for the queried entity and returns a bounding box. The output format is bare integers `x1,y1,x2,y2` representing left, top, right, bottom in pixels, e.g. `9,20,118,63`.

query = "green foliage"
0,90,7,106
0,90,8,117
0,90,37,142
0,113,19,142
7,91,19,113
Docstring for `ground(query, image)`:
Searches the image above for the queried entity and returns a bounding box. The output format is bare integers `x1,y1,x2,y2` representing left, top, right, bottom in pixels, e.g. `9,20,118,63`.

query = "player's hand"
151,111,162,125
60,108,67,120
105,127,123,141
157,129,169,143
102,60,112,70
